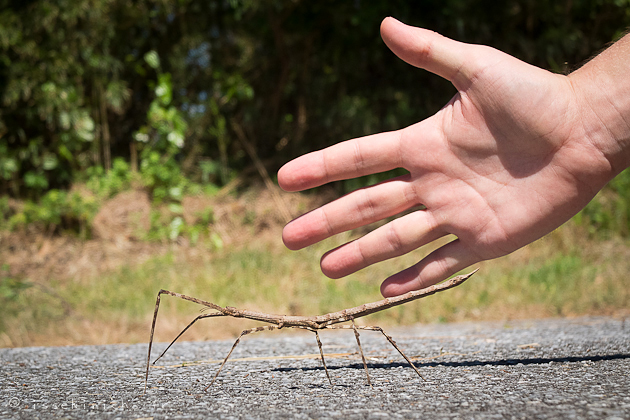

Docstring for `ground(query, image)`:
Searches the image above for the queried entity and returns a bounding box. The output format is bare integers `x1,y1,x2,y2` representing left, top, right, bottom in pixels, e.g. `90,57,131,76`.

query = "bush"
6,189,98,238
85,158,134,199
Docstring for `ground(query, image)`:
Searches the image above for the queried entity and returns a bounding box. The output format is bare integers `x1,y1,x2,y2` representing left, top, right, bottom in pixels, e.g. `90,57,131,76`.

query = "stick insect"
144,269,477,393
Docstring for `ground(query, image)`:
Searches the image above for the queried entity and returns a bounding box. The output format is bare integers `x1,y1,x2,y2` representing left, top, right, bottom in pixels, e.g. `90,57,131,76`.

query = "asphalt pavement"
1,316,629,419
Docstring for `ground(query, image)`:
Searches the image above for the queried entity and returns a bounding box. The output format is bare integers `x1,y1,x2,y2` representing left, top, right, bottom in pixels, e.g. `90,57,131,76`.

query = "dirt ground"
0,184,334,288
0,184,344,347
3,184,629,348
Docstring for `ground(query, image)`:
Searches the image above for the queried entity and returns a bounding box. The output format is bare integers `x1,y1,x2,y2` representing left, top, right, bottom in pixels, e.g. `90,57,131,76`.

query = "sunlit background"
1,0,629,348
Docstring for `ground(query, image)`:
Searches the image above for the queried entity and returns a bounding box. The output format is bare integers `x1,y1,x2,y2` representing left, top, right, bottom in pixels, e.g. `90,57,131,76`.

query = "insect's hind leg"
357,325,425,381
322,322,372,387
327,324,425,382
205,325,279,391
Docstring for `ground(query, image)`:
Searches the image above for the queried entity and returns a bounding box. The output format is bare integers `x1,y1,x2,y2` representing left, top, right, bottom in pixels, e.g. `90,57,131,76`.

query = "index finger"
278,130,403,192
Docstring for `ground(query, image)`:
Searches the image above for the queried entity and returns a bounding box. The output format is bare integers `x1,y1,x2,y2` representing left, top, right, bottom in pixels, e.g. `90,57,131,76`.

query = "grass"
1,221,629,348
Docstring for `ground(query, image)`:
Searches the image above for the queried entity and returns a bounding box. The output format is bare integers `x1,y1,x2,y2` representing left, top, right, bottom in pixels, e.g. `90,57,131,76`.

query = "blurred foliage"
0,0,629,236
0,264,30,302
1,188,98,237
574,168,630,237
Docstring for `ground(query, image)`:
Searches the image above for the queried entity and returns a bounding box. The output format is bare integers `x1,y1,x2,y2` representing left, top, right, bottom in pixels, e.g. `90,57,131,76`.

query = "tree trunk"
99,83,111,171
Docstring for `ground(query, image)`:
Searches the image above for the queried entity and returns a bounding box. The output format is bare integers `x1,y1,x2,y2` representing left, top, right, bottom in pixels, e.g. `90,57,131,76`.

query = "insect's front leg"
143,289,228,395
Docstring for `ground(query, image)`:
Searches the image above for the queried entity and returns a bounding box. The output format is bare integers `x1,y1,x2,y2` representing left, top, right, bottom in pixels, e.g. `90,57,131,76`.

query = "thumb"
380,17,474,86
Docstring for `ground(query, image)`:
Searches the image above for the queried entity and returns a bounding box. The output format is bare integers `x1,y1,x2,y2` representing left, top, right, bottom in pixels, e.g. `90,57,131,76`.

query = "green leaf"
168,203,183,214
74,111,95,142
1,158,18,179
169,216,184,241
144,50,160,69
42,153,58,170
24,171,48,190
210,231,223,250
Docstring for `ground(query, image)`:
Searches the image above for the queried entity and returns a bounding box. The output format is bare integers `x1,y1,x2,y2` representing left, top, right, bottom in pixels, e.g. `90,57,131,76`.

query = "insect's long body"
165,271,475,328
144,270,477,394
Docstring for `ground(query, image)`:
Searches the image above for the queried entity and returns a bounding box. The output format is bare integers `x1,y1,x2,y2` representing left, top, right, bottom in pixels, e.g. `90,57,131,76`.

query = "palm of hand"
279,19,610,296
401,52,591,256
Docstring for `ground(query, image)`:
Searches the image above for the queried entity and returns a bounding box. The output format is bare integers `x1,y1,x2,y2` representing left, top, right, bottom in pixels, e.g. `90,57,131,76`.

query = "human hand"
278,17,620,297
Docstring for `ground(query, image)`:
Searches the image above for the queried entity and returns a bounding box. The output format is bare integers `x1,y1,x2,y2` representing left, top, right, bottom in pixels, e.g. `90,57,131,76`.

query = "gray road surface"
1,316,629,419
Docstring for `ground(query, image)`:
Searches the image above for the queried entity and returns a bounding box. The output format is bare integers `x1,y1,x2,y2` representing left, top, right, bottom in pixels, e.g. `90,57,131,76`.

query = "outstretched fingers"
319,210,446,278
278,130,403,192
282,174,419,250
380,238,481,297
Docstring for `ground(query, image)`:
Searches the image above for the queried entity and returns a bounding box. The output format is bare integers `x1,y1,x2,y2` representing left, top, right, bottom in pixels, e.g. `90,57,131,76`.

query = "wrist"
568,34,630,180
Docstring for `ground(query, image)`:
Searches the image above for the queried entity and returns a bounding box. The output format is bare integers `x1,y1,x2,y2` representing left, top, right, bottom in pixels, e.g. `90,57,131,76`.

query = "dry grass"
1,189,629,348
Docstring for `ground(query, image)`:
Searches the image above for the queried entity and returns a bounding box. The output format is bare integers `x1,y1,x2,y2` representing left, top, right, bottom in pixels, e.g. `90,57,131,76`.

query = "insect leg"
350,319,372,387
357,325,425,381
311,329,333,386
152,313,226,364
205,325,279,391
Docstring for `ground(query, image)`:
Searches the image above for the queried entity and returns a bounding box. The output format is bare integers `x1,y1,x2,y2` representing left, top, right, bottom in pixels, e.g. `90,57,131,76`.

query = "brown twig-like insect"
143,269,477,394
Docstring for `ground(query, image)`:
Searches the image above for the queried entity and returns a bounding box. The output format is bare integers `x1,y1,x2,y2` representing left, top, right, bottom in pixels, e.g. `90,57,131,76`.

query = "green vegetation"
0,0,629,240
2,0,630,238
1,1,630,347
1,224,628,348
2,0,629,199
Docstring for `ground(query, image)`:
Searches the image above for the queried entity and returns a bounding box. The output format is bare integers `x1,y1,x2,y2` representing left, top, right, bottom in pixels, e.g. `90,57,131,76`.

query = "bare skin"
278,17,630,297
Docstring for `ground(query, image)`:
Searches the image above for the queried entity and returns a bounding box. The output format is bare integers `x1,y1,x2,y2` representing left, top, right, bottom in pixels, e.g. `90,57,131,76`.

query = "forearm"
569,33,630,177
